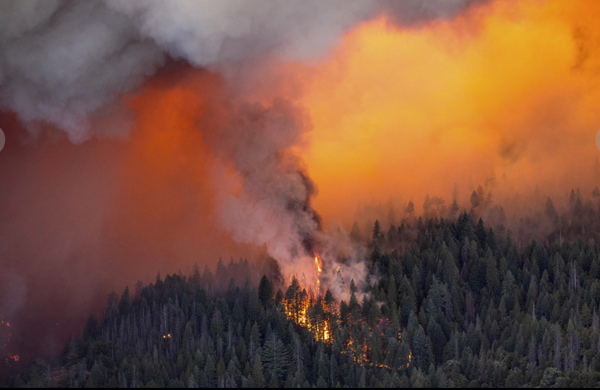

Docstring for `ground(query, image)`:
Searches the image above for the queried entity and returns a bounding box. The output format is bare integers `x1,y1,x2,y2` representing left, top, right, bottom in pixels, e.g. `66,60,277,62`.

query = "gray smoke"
0,0,484,288
0,1,164,141
0,0,483,140
206,98,321,278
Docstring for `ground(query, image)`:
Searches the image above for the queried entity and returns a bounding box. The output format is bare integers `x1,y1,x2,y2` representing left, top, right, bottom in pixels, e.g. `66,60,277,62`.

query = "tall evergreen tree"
258,275,274,307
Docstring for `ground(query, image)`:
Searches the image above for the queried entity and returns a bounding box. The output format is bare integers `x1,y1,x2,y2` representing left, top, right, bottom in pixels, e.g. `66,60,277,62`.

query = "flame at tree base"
282,277,333,343
281,253,331,341
280,254,410,369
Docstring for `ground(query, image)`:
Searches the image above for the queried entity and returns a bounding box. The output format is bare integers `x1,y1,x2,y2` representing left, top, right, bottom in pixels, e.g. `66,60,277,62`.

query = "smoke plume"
9,0,587,370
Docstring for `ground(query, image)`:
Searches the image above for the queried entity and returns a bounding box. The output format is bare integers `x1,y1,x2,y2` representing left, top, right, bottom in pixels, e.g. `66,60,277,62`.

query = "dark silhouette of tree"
372,219,382,243
545,197,557,220
258,275,274,307
405,200,415,219
470,190,480,209
285,277,302,324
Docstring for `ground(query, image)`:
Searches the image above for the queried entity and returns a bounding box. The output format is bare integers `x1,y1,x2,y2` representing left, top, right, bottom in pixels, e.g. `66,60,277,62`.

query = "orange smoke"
0,67,255,364
105,67,257,281
4,0,600,368
293,0,600,225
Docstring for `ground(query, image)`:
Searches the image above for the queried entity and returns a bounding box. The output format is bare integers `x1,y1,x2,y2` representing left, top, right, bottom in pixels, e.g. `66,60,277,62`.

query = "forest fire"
5,355,19,364
314,253,323,294
281,253,411,369
283,284,332,343
1,317,10,349
1,316,18,366
281,252,333,342
2,0,600,387
340,321,411,371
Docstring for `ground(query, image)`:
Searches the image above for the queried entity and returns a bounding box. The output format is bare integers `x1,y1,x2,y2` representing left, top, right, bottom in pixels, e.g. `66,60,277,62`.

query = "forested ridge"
12,205,600,387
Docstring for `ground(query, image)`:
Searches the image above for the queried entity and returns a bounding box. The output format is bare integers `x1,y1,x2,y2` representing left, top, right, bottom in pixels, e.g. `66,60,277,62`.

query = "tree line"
12,207,600,387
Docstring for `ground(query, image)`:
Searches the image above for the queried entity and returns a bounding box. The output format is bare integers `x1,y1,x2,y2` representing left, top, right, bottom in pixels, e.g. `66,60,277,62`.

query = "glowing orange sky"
110,0,600,233
298,0,600,225
2,0,600,362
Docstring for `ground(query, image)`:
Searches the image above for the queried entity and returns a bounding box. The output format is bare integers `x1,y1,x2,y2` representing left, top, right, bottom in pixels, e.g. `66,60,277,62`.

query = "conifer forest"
11,190,600,388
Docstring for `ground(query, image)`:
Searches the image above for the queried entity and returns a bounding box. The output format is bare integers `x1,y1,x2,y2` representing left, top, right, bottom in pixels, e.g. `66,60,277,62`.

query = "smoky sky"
0,0,489,291
0,0,489,366
0,0,485,141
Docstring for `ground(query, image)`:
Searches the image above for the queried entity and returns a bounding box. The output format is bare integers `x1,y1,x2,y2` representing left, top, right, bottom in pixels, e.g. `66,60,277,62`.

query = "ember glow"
1,317,11,349
0,316,18,366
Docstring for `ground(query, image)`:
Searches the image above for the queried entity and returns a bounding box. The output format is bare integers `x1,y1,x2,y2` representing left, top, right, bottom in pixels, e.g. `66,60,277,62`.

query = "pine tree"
252,354,266,388
370,325,383,364
450,199,460,217
258,275,274,307
406,200,415,219
373,220,382,242
205,354,217,387
545,197,557,220
292,333,304,375
412,325,430,370
387,275,397,307
262,334,289,382
285,277,302,324
470,190,480,209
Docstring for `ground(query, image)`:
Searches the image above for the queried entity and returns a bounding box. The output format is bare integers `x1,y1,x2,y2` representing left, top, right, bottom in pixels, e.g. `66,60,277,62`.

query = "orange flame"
283,255,331,342
1,316,12,349
314,253,323,294
314,254,322,273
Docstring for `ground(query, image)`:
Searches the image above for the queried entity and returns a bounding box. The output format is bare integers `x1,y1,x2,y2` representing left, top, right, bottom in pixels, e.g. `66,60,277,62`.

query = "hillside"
12,212,600,388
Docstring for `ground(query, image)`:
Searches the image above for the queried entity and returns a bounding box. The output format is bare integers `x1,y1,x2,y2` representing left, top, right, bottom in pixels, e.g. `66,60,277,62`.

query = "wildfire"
283,253,332,342
5,355,19,364
284,290,332,342
1,317,12,349
314,253,323,294
1,315,18,366
342,330,410,370
282,254,409,368
314,254,322,273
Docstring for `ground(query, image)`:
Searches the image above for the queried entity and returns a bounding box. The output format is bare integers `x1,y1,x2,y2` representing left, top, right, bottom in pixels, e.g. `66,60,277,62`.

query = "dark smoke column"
209,99,323,278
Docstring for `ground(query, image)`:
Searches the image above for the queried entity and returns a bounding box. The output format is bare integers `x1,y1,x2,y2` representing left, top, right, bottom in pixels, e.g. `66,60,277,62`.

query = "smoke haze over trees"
11,210,600,388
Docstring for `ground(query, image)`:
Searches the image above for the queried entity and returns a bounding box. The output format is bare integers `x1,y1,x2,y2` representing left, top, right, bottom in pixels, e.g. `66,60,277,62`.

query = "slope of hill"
12,212,600,388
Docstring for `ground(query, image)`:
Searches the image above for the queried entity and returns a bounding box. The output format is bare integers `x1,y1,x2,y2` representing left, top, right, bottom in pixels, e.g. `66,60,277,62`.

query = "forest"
10,188,600,388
